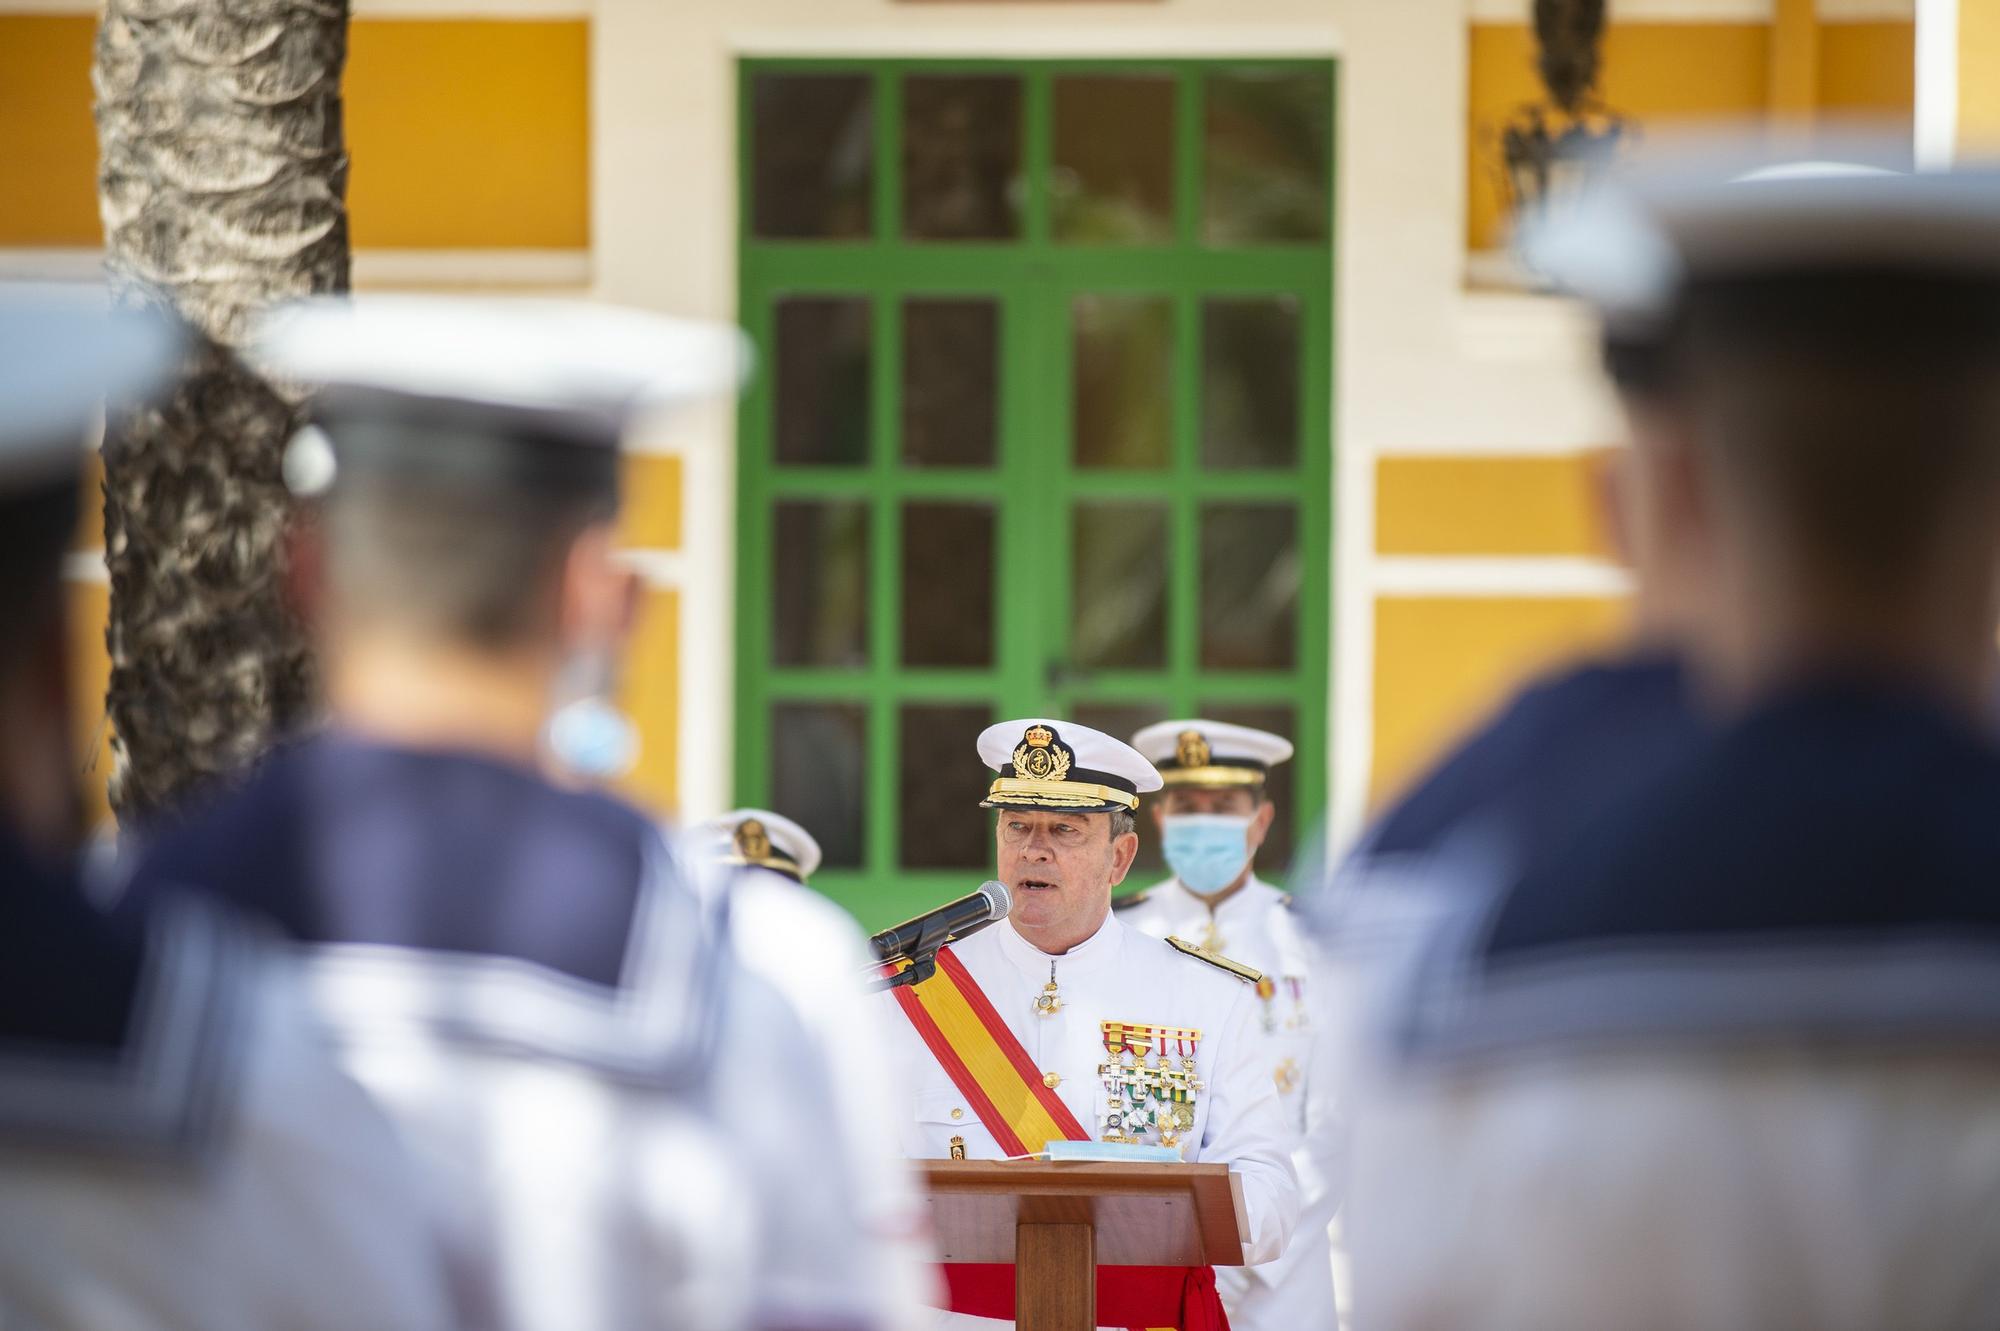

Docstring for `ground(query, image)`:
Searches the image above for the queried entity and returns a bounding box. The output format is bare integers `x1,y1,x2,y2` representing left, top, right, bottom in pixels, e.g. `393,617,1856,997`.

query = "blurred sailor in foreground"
1341,158,2000,1330
689,809,939,1331
0,289,451,1330
1116,721,1336,1331
879,719,1298,1329
1330,301,1713,895
120,296,909,1331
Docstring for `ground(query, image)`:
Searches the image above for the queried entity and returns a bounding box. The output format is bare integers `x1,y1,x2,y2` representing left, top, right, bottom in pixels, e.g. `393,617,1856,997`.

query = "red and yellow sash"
888,946,1231,1331
888,946,1090,1155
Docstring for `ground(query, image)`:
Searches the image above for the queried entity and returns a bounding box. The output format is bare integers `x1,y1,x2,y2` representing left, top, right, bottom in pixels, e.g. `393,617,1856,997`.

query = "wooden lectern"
920,1160,1249,1331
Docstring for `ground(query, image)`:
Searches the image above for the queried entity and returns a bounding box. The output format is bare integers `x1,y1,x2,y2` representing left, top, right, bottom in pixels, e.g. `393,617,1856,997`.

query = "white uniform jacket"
722,866,941,1331
0,905,454,1331
1118,876,1339,1331
884,910,1299,1282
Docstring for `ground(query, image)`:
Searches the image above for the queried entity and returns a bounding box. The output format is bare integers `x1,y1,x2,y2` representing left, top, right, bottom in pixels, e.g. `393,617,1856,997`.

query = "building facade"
1,0,1918,925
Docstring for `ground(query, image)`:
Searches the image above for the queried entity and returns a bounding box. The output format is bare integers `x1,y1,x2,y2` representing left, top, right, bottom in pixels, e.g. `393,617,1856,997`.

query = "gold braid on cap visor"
717,854,805,881
984,778,1141,811
1157,765,1267,787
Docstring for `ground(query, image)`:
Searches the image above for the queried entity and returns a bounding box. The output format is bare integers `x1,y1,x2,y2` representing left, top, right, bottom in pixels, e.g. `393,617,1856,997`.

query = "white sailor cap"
251,295,749,500
693,808,821,883
1131,719,1293,789
0,285,182,486
1520,148,2000,345
977,718,1162,814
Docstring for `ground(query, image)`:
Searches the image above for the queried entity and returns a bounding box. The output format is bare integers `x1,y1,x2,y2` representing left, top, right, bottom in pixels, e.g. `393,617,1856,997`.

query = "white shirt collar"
995,908,1125,981
1161,873,1278,920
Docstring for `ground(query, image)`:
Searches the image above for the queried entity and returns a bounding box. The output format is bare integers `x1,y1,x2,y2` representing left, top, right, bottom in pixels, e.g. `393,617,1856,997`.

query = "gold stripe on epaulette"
1165,936,1264,985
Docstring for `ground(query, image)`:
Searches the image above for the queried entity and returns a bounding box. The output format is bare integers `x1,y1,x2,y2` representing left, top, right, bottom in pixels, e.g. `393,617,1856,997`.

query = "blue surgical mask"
547,696,639,780
545,649,638,780
1161,814,1254,895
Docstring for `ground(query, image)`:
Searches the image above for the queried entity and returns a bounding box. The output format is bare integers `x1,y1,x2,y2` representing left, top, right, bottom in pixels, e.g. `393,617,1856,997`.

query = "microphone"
869,880,1012,965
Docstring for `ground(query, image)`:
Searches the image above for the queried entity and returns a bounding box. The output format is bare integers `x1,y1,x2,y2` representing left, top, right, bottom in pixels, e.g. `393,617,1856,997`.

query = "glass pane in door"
771,701,868,869
774,297,871,466
773,500,869,668
1203,68,1333,244
904,75,1024,240
1202,296,1301,468
750,73,874,239
1072,295,1172,469
1052,75,1176,244
1072,502,1168,669
902,502,995,668
899,702,994,870
902,299,999,468
1200,502,1299,669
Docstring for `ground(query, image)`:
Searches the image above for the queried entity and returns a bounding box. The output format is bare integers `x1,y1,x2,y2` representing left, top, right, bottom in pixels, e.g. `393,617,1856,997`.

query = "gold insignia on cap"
734,819,772,862
1013,726,1073,783
1176,729,1211,769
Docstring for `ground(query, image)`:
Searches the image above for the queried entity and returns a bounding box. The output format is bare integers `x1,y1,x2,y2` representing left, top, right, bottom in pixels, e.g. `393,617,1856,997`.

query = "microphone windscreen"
978,879,1011,919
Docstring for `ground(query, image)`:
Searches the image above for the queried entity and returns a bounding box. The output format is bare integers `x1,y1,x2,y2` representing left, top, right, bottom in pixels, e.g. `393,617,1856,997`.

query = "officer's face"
996,810,1140,947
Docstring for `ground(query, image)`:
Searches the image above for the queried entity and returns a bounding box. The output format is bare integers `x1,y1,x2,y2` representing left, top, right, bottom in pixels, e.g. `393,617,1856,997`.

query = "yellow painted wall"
615,587,680,814
1819,22,1916,121
67,580,115,832
0,15,590,250
1468,20,1915,251
1371,594,1629,804
1960,1,2000,153
619,455,684,552
345,20,589,249
0,15,100,246
1376,452,1613,558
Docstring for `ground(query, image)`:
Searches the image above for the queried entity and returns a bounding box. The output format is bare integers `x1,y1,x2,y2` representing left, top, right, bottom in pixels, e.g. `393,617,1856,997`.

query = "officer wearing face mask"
1115,721,1337,1331
116,296,911,1331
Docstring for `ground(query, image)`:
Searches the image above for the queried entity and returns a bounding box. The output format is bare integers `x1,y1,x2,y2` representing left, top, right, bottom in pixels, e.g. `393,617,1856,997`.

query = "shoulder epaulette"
1165,935,1263,984
1110,890,1151,912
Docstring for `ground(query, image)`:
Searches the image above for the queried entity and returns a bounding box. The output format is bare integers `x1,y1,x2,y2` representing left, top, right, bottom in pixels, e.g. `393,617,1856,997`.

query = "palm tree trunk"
93,0,349,821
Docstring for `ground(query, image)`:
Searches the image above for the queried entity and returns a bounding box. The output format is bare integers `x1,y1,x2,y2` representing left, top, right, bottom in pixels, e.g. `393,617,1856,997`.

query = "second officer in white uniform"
1116,721,1337,1331
880,718,1298,1329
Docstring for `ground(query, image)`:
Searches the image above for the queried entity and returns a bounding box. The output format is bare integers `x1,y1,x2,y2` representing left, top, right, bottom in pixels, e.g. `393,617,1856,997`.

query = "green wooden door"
736,59,1334,926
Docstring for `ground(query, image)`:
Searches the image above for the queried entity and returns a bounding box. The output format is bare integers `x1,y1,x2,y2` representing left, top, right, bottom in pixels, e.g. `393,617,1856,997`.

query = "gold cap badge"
734,818,772,862
1013,726,1072,782
1176,729,1211,769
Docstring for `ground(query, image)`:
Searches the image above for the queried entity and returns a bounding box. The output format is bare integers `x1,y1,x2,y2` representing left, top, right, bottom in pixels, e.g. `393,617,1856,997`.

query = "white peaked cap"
693,808,822,883
1519,139,2000,337
977,718,1162,814
0,285,183,483
1131,719,1293,788
253,295,750,428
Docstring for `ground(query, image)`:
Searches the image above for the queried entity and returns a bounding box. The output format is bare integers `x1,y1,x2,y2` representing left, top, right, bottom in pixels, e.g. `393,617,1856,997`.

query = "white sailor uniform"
1118,877,1337,1331
883,910,1300,1328
690,810,940,1331
0,896,455,1331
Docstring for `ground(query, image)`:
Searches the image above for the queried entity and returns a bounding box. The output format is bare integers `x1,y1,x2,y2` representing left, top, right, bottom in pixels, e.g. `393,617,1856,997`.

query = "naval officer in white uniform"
1116,721,1337,1331
880,718,1298,1329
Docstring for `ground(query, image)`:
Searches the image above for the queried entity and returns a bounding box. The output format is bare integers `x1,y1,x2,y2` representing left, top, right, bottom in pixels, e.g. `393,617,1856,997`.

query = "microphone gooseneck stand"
865,913,1001,992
